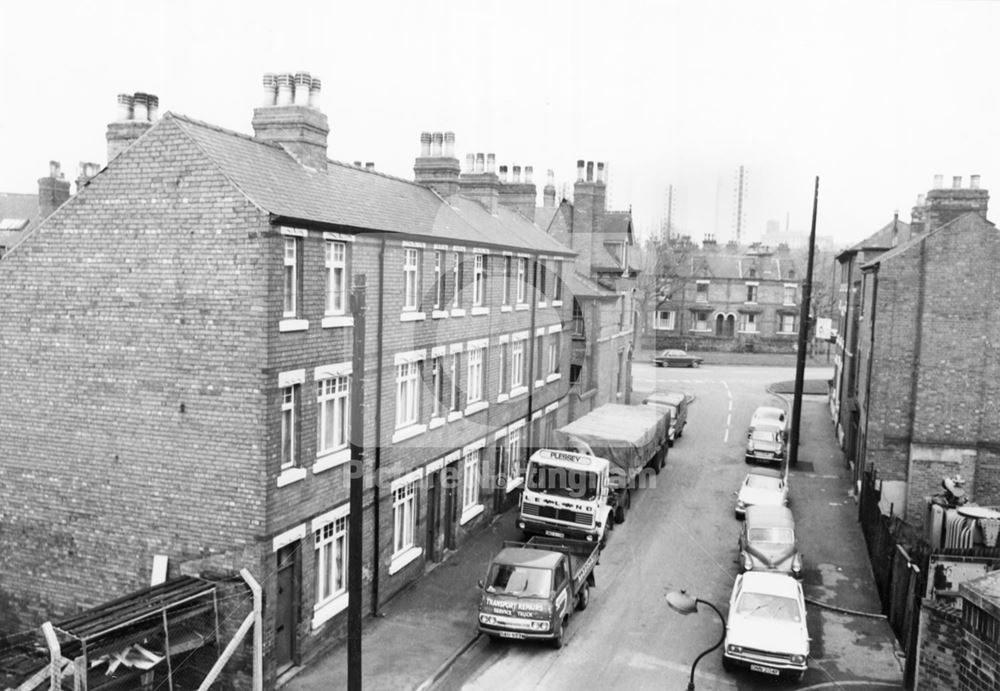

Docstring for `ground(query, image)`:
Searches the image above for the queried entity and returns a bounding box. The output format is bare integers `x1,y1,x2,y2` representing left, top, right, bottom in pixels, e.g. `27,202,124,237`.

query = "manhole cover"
791,461,815,473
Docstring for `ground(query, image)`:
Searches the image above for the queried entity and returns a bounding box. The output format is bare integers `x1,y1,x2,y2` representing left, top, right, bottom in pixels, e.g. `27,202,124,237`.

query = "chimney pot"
294,72,312,106
525,166,533,184
116,93,134,121
365,162,375,171
444,131,456,157
513,165,521,183
487,153,496,174
276,73,294,105
596,162,605,184
576,160,585,181
49,161,60,178
420,132,432,157
308,77,322,110
146,94,159,121
475,153,485,174
917,193,926,206
465,153,475,173
971,174,981,189
432,132,443,157
586,161,594,182
933,174,944,189
132,93,149,122
499,165,508,183
953,175,962,189
547,169,555,186
354,161,362,167
262,73,278,106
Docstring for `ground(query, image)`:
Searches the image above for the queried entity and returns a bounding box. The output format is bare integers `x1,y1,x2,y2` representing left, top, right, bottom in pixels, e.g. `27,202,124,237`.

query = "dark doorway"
443,463,458,551
426,469,440,563
275,543,299,672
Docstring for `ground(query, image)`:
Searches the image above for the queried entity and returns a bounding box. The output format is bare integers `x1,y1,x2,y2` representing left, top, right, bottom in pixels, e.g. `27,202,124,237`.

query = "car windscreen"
751,430,779,443
526,463,600,500
485,564,551,598
735,592,802,622
746,475,781,490
748,527,794,545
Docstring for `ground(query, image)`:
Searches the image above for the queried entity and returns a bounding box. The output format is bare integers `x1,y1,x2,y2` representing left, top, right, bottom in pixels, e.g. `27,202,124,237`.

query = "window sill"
276,466,307,487
312,592,348,629
546,373,562,383
553,300,564,307
737,330,759,335
505,476,524,494
496,393,509,403
400,311,426,322
391,424,428,443
460,504,485,526
321,315,353,329
653,327,675,331
534,380,545,389
690,328,712,333
515,304,530,311
428,416,446,430
432,310,449,319
388,546,423,575
500,305,513,313
538,301,548,309
313,448,351,474
446,410,464,423
450,308,467,318
464,400,489,416
279,319,309,332
471,306,489,316
510,385,528,398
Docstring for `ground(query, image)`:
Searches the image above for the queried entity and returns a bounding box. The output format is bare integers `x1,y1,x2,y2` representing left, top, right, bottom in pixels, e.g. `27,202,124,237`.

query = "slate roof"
601,211,632,236
0,193,39,250
838,217,910,259
169,114,572,256
564,270,618,299
686,253,801,281
862,211,995,268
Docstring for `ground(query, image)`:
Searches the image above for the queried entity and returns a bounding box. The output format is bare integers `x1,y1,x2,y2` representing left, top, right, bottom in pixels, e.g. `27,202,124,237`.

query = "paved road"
434,362,903,690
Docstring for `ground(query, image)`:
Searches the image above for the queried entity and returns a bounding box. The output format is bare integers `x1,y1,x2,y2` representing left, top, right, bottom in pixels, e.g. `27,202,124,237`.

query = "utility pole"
348,274,366,691
664,184,674,241
734,165,746,244
788,178,819,468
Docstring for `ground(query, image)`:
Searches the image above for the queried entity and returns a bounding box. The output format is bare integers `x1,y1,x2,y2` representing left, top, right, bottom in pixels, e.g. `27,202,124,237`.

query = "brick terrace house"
649,240,803,353
855,175,1000,527
829,214,913,489
536,161,639,416
0,73,575,684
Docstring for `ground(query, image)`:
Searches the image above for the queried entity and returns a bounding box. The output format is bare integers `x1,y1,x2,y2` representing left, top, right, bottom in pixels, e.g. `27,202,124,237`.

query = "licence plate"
498,631,525,639
545,529,565,537
750,664,780,676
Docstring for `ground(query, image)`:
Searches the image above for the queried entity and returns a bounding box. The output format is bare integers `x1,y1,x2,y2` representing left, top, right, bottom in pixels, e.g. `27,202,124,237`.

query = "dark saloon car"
653,349,703,368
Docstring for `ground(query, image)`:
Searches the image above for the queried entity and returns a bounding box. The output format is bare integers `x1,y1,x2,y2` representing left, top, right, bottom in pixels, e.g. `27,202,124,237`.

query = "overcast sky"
2,0,998,247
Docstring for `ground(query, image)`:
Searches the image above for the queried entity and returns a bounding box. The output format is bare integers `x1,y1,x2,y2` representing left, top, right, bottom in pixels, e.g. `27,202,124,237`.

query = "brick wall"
960,603,1000,691
0,119,270,623
917,598,962,690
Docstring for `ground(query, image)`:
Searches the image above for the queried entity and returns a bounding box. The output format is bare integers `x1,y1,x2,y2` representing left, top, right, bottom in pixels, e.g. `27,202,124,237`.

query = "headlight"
531,620,550,631
479,614,496,625
747,440,755,451
791,654,806,665
742,554,754,571
727,644,743,654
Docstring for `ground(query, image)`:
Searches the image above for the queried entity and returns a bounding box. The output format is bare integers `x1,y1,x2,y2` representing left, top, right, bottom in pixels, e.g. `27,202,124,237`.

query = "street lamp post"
665,589,726,691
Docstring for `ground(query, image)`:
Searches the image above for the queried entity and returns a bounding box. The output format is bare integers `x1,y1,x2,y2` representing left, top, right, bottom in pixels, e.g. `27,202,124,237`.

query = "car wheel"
655,361,663,367
577,584,590,611
551,616,567,649
722,655,734,672
692,361,700,368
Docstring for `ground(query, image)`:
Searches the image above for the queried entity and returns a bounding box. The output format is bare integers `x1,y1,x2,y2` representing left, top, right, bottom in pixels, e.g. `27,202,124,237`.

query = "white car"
750,405,787,432
724,571,810,680
734,467,788,519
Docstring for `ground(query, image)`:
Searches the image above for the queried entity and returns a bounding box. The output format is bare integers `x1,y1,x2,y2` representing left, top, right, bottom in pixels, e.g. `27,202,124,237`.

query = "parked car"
745,423,785,465
734,467,788,519
653,349,703,368
750,405,787,433
738,505,803,578
723,571,810,680
642,391,688,446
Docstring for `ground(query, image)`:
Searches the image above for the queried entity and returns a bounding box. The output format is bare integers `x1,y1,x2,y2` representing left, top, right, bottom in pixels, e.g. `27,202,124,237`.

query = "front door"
444,463,458,551
426,470,439,563
275,544,299,672
493,438,506,513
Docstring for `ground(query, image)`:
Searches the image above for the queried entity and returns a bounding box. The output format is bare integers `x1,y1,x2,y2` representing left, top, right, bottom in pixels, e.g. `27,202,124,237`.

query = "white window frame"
281,385,297,469
654,310,676,330
784,284,798,306
502,255,512,306
548,333,560,375
780,313,797,333
396,361,421,428
739,313,758,333
312,509,349,628
325,241,347,315
431,355,444,418
461,446,483,523
392,481,417,557
433,250,444,310
693,311,710,331
473,254,485,306
452,252,462,308
511,340,525,389
553,260,563,303
516,257,527,304
498,342,509,396
403,248,420,311
467,347,485,404
506,426,524,491
317,374,350,457
283,237,298,317
745,282,758,304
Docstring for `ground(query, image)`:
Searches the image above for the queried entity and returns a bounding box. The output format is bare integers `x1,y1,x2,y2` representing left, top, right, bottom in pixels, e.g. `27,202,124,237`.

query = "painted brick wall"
0,119,271,623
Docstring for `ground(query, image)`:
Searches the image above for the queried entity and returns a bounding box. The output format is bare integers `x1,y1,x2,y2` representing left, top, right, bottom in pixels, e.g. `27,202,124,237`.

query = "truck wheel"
551,617,567,649
577,584,590,611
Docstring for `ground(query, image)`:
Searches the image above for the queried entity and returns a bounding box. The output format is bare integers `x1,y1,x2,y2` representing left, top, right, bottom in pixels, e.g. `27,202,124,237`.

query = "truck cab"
519,449,613,546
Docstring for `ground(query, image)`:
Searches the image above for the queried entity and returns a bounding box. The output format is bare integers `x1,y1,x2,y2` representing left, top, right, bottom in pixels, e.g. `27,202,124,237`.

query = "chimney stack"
106,91,157,162
38,161,71,218
252,71,330,171
543,169,557,208
924,173,989,232
413,130,461,197
75,161,100,193
458,148,501,214
498,162,536,221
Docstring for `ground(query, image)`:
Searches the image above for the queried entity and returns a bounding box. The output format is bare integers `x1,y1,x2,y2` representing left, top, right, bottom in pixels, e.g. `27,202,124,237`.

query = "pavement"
283,385,902,691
